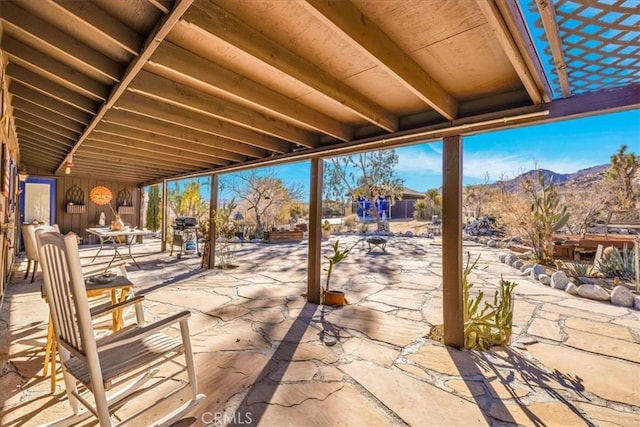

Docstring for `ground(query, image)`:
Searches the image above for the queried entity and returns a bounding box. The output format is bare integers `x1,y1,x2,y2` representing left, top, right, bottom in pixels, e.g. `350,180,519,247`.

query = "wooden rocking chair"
36,231,204,426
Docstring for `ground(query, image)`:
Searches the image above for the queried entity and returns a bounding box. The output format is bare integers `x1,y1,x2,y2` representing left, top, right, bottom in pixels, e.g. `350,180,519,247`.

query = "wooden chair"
36,231,204,426
21,223,59,282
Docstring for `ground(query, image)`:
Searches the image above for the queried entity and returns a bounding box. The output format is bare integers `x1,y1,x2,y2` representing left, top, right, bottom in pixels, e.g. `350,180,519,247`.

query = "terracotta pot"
324,290,345,306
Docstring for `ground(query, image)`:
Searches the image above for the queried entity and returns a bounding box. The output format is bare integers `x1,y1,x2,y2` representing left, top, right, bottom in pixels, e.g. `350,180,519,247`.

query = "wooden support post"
442,135,464,349
161,179,168,252
206,174,218,269
307,158,323,304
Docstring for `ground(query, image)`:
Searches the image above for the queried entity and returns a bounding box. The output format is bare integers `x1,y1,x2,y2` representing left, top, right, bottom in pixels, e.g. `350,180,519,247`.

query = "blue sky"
223,109,639,198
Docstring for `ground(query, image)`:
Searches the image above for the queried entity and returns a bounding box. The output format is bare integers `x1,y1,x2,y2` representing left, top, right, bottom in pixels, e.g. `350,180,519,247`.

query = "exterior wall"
0,52,20,300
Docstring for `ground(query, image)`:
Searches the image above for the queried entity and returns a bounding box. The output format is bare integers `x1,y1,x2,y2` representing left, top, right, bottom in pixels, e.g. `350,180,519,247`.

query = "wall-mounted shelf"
66,204,86,214
65,185,85,214
117,206,134,215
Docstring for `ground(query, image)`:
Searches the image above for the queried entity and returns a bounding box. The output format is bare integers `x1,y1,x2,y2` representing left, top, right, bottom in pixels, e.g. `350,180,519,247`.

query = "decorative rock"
538,274,550,286
565,283,579,295
487,239,497,248
513,260,524,270
634,296,640,311
610,286,634,308
521,268,532,276
550,271,569,290
504,254,517,266
499,254,507,263
404,231,414,237
530,264,545,280
577,284,610,301
520,263,534,272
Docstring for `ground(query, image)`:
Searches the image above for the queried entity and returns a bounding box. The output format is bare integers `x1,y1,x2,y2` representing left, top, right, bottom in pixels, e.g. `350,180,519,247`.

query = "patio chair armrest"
97,311,191,351
90,296,145,319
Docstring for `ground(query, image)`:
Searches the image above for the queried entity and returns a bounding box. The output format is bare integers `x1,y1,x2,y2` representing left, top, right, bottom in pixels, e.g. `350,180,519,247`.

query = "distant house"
350,188,426,220
390,188,425,219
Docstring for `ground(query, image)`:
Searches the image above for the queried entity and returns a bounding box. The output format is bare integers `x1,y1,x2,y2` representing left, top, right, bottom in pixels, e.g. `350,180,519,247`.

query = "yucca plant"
598,245,636,282
566,261,596,277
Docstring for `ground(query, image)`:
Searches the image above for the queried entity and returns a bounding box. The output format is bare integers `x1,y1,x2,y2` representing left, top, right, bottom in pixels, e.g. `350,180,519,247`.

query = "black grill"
174,216,198,229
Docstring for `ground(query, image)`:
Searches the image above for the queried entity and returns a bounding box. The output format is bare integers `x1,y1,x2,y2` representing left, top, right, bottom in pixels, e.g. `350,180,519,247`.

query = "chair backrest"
36,230,99,362
21,223,38,261
22,223,61,261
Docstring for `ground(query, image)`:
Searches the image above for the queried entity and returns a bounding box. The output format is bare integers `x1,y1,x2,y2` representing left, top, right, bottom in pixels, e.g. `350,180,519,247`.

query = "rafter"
185,1,398,132
89,129,234,165
3,36,108,100
55,0,195,175
6,64,99,114
129,70,319,148
1,2,121,82
535,0,571,97
11,98,85,133
102,109,266,158
302,0,458,120
116,92,292,154
476,0,544,104
10,82,92,124
94,121,247,163
148,42,353,142
14,110,80,140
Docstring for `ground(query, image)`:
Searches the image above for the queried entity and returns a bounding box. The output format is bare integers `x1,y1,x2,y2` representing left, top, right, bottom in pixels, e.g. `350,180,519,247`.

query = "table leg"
43,318,57,394
126,234,140,268
91,236,106,262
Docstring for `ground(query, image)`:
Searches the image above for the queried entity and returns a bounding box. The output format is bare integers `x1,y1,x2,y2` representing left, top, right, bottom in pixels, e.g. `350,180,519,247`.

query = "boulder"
520,263,534,272
404,231,414,237
539,274,551,286
530,264,545,280
565,282,579,295
487,239,497,248
504,253,517,266
610,286,634,307
521,268,532,276
577,284,610,301
498,254,507,263
513,260,524,270
550,271,569,290
635,296,640,311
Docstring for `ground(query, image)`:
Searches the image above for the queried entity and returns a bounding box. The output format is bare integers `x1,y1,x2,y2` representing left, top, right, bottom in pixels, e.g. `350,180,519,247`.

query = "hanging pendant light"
64,155,74,175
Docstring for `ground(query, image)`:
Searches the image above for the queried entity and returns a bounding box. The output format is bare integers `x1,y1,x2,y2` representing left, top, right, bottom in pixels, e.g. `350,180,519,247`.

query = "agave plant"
598,245,636,282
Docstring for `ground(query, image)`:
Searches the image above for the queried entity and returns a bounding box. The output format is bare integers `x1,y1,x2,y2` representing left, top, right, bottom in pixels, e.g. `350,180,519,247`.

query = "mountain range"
494,164,609,192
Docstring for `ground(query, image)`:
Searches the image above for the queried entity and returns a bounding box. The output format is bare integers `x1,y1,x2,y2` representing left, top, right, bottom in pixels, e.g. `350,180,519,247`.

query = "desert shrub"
344,214,358,231
463,253,517,350
598,245,636,281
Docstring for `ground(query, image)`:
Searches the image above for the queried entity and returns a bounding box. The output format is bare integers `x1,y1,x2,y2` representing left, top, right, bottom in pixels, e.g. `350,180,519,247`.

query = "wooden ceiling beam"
10,82,92,124
1,1,122,82
11,98,85,133
149,42,353,142
2,37,108,100
13,111,80,140
302,0,458,120
103,109,265,159
476,0,543,104
18,135,70,156
47,0,143,55
95,121,247,162
186,2,398,132
87,131,230,166
116,91,292,154
78,144,212,170
130,70,319,148
15,117,75,146
16,126,70,152
70,158,170,177
57,0,195,175
535,0,571,97
6,64,99,114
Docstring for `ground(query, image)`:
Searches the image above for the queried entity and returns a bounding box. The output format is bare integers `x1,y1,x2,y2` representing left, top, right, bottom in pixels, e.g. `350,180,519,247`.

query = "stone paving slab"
1,236,639,426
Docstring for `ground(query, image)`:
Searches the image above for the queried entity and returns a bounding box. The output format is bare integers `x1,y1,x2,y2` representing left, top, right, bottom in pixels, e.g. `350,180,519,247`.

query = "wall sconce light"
64,155,74,175
18,164,28,182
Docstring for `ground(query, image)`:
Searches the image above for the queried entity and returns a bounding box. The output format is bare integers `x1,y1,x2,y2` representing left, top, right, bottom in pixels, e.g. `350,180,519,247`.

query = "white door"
20,177,56,225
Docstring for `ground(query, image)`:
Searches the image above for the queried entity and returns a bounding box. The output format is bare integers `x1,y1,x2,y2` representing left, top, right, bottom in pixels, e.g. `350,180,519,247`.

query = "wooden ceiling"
1,0,638,185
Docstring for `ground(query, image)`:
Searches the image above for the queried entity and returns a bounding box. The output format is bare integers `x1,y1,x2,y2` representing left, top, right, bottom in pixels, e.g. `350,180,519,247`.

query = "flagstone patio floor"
0,235,638,426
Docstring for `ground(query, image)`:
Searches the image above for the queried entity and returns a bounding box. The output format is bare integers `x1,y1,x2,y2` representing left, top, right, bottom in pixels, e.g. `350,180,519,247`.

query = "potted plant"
323,240,349,306
321,219,332,239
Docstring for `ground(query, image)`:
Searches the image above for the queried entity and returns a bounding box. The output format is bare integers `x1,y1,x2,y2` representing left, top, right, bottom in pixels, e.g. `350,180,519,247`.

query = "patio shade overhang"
1,0,638,184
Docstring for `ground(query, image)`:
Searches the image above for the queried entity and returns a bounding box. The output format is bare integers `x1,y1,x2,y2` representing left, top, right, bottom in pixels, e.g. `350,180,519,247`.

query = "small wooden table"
42,275,134,393
86,227,149,268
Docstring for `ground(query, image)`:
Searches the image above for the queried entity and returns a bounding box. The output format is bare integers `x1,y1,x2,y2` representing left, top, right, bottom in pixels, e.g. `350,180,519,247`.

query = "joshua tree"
606,144,639,209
